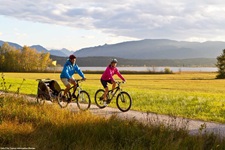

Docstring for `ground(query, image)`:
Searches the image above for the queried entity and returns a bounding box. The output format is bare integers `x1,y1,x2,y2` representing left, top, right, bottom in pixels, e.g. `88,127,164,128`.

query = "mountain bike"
94,81,132,112
57,79,91,111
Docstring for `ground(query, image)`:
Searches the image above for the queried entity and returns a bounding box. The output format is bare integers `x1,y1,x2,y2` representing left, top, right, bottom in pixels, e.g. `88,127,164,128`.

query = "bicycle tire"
57,90,69,108
116,91,132,112
36,94,45,105
94,89,107,109
77,90,91,111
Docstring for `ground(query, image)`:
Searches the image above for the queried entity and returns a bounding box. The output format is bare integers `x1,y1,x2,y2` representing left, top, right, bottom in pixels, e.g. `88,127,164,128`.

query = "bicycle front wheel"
57,90,69,108
94,89,106,109
116,91,132,112
77,90,91,111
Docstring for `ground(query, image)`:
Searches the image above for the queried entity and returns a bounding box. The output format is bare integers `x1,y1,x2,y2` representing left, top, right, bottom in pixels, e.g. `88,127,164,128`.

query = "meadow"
2,72,225,123
1,95,225,149
2,72,225,149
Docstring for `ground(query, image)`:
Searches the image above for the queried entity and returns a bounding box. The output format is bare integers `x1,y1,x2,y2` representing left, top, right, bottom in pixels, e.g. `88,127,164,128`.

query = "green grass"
2,72,225,123
1,95,225,149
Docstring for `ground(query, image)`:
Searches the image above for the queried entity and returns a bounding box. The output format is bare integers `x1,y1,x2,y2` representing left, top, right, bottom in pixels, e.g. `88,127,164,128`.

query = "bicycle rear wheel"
36,94,45,105
116,91,132,112
94,89,106,109
57,90,69,108
77,90,91,111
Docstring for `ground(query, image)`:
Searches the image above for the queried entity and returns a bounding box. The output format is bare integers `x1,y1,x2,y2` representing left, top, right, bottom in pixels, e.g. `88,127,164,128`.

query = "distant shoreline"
48,66,217,73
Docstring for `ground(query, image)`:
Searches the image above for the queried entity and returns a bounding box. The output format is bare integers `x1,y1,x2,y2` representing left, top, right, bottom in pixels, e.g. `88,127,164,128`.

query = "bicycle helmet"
69,54,76,59
111,58,118,63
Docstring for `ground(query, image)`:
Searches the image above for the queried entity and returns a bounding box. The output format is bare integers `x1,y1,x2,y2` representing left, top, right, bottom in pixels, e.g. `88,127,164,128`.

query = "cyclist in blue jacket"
60,54,86,99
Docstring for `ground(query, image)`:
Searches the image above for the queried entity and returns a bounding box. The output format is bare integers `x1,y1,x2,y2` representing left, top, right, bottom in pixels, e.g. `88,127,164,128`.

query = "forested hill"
50,55,216,67
74,39,225,59
1,39,225,60
0,39,222,67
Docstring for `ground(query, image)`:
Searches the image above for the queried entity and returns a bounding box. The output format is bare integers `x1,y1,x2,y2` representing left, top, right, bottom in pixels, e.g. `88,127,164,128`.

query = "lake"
51,66,218,72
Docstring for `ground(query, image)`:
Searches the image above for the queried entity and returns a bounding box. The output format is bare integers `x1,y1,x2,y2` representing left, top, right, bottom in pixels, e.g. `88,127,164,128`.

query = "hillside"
30,45,48,53
0,40,22,49
1,39,225,60
0,39,223,67
50,55,216,67
0,40,74,56
74,39,225,59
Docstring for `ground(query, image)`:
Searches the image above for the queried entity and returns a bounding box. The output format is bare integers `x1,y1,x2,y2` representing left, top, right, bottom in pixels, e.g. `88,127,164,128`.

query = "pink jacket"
101,65,125,82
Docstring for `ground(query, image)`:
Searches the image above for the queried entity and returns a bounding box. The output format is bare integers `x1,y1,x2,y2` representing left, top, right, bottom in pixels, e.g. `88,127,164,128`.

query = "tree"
216,49,225,79
0,43,17,71
20,46,44,71
39,52,52,71
0,46,4,71
0,42,52,72
8,49,21,71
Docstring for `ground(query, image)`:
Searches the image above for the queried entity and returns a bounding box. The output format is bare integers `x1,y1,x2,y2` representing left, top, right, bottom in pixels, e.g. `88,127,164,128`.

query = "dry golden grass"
2,72,225,123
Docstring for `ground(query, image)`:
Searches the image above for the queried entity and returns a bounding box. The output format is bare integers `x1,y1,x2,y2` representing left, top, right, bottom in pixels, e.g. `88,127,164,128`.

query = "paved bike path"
1,92,225,138
85,104,225,138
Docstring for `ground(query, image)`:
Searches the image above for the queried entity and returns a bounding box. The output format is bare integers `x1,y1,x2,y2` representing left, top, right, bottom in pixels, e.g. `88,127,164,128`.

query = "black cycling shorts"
101,79,112,88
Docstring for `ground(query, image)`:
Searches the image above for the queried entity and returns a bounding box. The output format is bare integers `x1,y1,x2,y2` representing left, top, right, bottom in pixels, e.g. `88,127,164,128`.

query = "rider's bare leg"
112,81,116,92
64,84,71,96
103,87,109,100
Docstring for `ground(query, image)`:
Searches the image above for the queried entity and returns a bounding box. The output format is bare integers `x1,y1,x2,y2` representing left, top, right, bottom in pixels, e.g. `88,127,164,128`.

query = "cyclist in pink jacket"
101,59,126,104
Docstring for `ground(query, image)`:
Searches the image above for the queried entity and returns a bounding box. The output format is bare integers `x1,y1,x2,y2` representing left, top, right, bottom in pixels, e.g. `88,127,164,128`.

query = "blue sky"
0,15,132,50
0,0,225,51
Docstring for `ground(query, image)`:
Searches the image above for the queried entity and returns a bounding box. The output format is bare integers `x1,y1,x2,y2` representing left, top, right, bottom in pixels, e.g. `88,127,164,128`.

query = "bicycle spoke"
94,89,107,109
116,92,132,112
77,91,91,111
57,90,69,108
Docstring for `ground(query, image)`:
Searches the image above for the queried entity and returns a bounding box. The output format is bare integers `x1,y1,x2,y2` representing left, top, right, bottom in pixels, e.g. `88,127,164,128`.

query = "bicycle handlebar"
116,81,126,84
76,79,86,82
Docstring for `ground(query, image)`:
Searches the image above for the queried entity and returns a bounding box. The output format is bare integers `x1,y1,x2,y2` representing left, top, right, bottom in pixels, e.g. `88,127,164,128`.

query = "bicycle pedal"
106,99,111,104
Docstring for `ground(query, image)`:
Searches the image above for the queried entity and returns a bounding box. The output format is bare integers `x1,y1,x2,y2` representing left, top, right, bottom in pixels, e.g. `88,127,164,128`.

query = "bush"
216,49,225,79
164,67,173,74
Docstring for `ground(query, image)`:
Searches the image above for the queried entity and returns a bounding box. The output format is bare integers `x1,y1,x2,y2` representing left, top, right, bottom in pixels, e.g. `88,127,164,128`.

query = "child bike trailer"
36,79,61,105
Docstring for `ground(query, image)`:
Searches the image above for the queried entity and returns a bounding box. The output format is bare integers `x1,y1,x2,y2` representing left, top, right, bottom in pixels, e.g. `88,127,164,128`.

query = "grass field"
1,95,225,149
2,72,225,123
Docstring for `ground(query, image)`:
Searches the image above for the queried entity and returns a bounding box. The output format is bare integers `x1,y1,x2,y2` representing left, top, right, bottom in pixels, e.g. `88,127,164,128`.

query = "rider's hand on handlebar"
82,77,86,81
122,80,126,83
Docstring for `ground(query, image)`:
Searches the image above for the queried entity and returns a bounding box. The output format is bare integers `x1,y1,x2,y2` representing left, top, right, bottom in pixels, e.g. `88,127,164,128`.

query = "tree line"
0,42,52,72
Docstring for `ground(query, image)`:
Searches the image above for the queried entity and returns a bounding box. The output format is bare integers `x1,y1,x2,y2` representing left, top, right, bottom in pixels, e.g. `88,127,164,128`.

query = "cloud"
1,0,225,41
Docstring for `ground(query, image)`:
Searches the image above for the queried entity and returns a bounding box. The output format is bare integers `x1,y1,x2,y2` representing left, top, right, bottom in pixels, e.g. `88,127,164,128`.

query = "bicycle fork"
118,89,125,103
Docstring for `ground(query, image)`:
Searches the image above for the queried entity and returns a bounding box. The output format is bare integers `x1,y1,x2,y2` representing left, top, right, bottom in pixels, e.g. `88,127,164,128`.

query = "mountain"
1,39,225,61
50,55,216,67
74,39,225,59
0,40,74,56
49,48,74,57
0,40,22,49
30,45,48,53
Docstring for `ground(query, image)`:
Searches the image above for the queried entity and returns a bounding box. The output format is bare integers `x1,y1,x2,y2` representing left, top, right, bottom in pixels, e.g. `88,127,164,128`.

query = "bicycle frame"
67,80,83,100
107,82,124,100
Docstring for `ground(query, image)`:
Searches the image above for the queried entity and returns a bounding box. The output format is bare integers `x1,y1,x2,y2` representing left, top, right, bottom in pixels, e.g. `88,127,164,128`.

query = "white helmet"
111,58,118,63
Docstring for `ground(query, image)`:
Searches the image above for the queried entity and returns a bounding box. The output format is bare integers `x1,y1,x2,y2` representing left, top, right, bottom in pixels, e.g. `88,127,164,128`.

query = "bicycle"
57,79,91,111
94,81,132,112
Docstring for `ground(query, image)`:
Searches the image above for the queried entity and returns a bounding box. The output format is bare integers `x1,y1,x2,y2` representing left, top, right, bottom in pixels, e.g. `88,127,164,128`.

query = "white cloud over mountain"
1,0,225,41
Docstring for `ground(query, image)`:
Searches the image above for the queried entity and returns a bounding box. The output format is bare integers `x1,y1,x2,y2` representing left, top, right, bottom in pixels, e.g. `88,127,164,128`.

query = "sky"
0,0,225,51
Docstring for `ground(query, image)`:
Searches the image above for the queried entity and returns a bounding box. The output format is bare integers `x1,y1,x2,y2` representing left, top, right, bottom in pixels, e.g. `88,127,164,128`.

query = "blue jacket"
60,59,85,79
